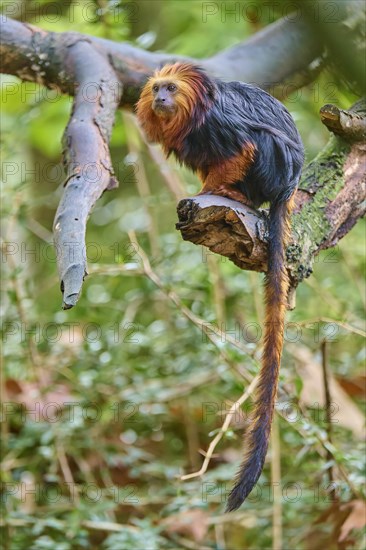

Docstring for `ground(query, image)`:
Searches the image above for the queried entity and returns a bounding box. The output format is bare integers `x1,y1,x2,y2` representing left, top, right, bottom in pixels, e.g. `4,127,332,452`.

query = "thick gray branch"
0,16,322,104
204,17,322,88
53,40,121,309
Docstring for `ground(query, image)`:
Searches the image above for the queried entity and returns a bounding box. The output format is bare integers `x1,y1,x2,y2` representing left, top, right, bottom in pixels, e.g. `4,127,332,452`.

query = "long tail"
226,197,293,512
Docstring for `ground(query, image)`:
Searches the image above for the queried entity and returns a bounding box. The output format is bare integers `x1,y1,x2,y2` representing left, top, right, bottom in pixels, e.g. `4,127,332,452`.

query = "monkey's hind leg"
196,183,253,207
196,149,256,206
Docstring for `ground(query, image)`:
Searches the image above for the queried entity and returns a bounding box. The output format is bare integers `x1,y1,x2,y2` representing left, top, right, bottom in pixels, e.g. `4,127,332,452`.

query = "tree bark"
53,41,121,309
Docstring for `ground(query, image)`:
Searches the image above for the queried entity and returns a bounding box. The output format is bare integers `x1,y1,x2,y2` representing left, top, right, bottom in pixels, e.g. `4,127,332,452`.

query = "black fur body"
172,79,304,208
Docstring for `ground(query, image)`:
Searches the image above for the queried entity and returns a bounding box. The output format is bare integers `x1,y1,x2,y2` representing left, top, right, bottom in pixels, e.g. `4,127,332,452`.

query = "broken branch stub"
176,195,268,272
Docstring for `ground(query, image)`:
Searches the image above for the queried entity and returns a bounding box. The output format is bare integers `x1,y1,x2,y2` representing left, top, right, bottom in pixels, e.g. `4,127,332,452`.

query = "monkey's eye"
167,84,177,92
152,85,159,93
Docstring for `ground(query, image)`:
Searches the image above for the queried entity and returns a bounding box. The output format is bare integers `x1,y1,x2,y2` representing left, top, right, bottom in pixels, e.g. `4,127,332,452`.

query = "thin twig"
0,517,139,534
181,376,259,480
56,442,80,505
321,340,337,501
299,316,366,338
182,397,202,471
214,523,226,550
124,113,160,258
0,231,44,386
207,255,227,326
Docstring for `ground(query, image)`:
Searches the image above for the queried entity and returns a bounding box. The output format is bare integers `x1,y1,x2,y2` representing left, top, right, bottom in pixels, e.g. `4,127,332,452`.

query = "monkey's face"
151,80,178,117
136,63,215,145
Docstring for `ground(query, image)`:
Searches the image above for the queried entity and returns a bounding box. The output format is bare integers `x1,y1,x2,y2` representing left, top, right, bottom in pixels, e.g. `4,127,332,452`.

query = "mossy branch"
176,101,366,288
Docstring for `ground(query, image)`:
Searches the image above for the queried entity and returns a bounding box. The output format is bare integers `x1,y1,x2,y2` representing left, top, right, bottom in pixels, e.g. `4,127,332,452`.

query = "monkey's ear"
197,68,217,102
202,79,217,107
207,80,217,101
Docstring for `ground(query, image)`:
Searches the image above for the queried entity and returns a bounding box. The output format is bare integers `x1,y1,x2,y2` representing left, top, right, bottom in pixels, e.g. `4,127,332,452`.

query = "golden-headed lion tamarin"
136,62,304,511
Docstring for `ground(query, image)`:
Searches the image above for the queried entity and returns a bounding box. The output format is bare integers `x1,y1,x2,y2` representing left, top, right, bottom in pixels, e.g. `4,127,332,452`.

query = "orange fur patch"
198,143,256,195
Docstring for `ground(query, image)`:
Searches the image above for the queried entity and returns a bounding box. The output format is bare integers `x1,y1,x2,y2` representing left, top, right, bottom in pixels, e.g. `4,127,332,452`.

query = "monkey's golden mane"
136,62,214,152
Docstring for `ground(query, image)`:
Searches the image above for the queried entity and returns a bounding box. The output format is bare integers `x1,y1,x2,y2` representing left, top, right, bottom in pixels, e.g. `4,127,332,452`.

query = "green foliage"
1,1,365,549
